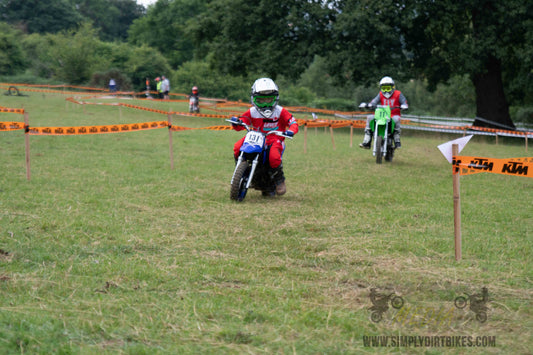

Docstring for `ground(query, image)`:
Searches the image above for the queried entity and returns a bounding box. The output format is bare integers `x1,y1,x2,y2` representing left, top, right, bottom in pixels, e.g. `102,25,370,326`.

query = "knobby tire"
375,136,383,164
230,161,249,201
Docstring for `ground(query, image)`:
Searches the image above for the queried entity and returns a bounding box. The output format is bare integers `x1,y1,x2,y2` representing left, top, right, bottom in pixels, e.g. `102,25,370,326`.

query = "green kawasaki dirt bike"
359,103,398,164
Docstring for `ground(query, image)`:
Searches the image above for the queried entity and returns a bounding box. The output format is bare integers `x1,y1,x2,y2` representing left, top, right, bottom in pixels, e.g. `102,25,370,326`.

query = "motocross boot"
393,129,401,149
262,189,276,197
269,166,286,196
359,129,372,149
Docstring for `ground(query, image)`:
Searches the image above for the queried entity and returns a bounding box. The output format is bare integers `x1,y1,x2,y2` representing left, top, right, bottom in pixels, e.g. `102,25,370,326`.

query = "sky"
137,0,157,8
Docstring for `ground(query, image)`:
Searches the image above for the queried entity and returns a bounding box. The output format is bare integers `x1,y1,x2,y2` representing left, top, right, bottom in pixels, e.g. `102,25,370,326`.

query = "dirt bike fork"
246,156,260,189
230,154,245,185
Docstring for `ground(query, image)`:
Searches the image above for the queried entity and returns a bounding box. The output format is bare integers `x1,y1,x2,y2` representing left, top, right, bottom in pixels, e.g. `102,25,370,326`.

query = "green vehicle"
360,104,397,164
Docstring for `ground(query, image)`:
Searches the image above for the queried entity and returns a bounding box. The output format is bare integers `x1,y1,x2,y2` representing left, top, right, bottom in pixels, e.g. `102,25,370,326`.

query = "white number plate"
244,131,264,146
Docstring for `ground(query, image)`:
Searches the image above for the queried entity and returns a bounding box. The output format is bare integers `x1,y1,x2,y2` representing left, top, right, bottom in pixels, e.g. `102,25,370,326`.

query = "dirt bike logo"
369,288,404,323
454,287,489,323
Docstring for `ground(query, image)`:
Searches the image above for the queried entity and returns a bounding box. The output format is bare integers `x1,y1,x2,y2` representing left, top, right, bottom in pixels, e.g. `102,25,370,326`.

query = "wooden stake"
168,113,174,169
329,125,335,150
350,124,353,148
452,144,461,261
304,124,308,154
24,111,31,181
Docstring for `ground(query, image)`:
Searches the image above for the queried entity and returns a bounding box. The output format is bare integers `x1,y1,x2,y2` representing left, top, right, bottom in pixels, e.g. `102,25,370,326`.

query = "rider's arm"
283,110,299,135
399,92,408,108
232,110,252,131
369,94,381,107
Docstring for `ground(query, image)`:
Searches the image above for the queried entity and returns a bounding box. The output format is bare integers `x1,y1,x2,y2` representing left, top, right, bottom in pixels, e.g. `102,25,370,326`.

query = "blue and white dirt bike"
226,119,293,202
359,103,401,164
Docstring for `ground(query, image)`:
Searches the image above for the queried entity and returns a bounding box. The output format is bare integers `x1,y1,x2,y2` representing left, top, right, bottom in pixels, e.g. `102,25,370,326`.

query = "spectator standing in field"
161,75,170,100
109,78,116,92
145,77,151,98
155,77,163,99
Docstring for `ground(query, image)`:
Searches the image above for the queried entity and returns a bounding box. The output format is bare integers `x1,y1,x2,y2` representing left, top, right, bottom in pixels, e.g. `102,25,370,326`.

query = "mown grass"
1,93,532,354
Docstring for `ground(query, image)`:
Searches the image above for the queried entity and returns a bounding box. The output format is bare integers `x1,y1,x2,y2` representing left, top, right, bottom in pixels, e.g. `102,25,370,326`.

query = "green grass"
0,93,532,354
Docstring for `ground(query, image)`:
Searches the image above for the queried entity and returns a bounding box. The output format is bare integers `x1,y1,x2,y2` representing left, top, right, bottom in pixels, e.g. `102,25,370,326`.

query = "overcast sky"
137,0,157,8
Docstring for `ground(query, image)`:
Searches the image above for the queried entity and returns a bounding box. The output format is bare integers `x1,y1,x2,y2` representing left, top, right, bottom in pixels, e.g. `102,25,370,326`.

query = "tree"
325,0,411,86
71,0,145,41
128,0,206,68
0,0,82,34
401,0,533,129
190,0,333,80
48,23,103,84
0,22,27,75
123,45,172,90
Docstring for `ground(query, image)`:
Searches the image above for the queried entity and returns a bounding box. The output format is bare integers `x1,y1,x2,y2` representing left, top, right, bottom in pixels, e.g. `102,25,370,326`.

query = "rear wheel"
375,136,383,164
230,161,250,201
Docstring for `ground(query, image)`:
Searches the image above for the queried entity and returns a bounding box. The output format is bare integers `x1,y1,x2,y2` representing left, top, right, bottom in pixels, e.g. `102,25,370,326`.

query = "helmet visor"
381,85,393,93
253,95,277,108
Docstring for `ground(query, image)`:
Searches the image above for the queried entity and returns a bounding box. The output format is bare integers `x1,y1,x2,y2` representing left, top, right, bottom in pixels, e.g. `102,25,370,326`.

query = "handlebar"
225,119,293,139
359,103,408,111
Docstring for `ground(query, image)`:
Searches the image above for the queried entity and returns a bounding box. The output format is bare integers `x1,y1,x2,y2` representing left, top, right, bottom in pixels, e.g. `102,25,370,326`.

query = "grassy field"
1,93,532,354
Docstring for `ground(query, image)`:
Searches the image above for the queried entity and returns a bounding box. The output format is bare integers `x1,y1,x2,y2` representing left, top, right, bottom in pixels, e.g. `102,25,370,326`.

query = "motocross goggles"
380,85,393,93
253,95,277,108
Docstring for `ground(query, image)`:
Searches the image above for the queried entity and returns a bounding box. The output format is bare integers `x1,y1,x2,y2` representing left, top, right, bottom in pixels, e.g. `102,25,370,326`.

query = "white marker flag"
438,135,473,163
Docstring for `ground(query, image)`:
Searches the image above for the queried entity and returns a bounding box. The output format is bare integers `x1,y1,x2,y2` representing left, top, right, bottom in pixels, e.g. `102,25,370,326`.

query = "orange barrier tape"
0,107,24,114
172,111,230,119
121,103,169,115
0,122,25,131
301,119,366,128
170,125,232,132
470,125,530,136
452,156,533,178
3,82,530,138
0,83,106,92
28,121,168,135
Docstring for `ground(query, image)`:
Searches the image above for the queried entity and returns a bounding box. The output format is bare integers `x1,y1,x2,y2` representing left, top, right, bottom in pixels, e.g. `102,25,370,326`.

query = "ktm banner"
0,108,24,114
453,156,533,178
28,121,168,135
0,122,25,131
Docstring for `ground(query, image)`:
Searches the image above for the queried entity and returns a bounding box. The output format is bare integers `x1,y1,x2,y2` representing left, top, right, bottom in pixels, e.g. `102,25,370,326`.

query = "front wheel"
385,143,394,162
375,136,383,164
230,161,250,201
454,296,468,309
370,311,383,323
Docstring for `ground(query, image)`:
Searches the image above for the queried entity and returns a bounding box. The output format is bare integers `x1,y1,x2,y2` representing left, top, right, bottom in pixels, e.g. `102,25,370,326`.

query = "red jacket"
233,106,299,144
378,90,405,117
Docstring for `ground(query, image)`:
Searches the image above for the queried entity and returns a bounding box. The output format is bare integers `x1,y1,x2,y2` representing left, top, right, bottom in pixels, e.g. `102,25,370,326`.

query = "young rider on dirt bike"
230,78,299,196
359,76,408,149
189,86,200,113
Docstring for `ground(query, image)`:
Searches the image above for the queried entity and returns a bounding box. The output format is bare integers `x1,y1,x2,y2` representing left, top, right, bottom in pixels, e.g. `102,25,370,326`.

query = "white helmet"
379,76,395,99
251,78,279,118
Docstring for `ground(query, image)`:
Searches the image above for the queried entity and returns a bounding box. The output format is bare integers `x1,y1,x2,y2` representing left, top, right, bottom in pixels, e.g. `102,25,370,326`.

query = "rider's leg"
392,115,401,148
233,137,245,161
268,141,286,195
359,115,373,149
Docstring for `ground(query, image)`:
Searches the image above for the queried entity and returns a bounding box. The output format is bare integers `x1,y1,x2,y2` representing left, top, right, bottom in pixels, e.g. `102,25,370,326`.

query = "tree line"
1,0,532,126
